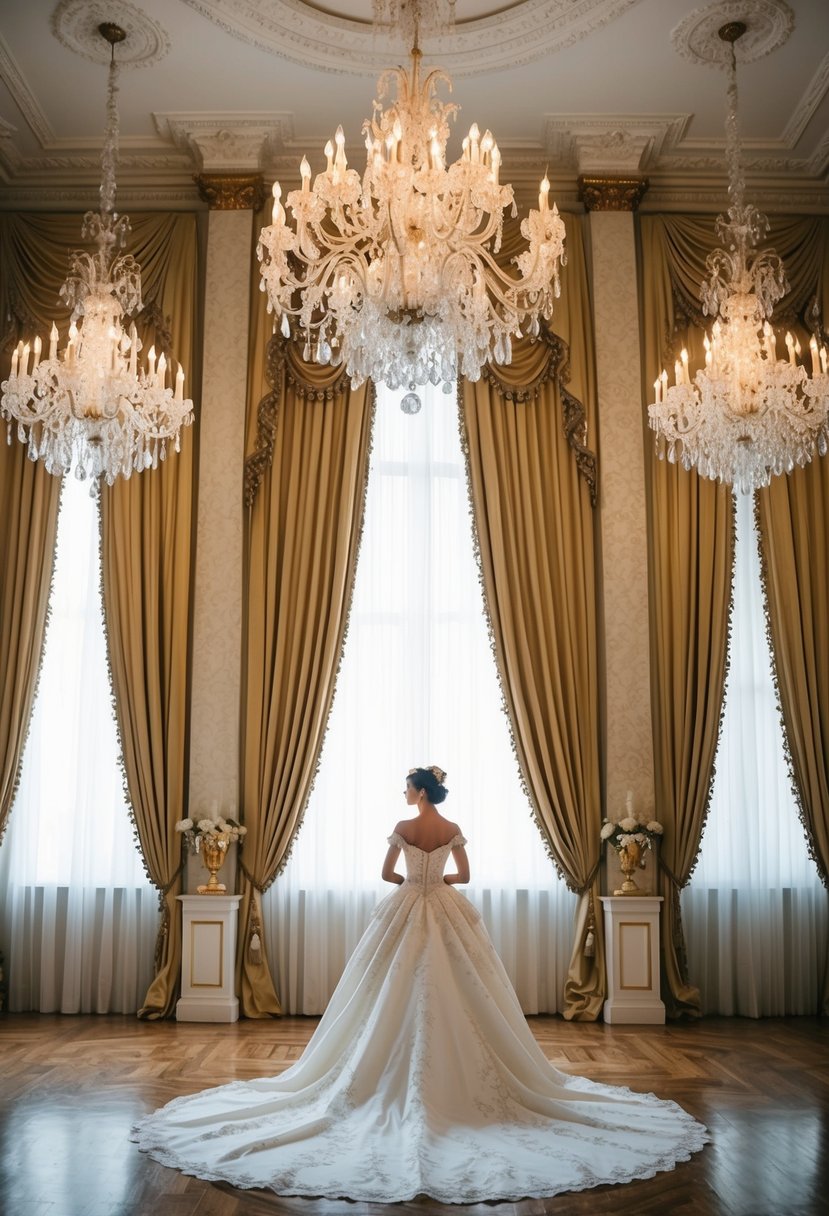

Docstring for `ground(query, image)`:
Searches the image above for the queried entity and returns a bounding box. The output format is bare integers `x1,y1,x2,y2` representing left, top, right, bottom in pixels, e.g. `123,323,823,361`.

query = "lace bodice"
387,831,466,891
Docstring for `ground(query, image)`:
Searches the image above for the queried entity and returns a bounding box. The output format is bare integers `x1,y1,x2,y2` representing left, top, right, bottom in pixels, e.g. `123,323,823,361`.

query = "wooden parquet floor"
0,1013,827,1216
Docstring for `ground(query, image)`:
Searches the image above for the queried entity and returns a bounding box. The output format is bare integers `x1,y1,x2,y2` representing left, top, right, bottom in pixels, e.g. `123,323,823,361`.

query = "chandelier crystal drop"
257,12,566,411
0,23,194,486
647,22,829,495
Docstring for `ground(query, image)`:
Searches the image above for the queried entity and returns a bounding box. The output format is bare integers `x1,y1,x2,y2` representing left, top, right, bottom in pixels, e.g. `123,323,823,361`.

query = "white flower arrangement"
600,791,663,860
175,814,247,853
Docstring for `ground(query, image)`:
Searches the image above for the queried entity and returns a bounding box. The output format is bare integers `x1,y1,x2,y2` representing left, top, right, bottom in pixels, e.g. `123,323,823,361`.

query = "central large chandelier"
648,22,828,495
257,3,566,411
0,23,194,485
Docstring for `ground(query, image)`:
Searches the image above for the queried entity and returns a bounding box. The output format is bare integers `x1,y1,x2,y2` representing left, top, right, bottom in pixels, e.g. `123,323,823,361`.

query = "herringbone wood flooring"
1,1013,827,1216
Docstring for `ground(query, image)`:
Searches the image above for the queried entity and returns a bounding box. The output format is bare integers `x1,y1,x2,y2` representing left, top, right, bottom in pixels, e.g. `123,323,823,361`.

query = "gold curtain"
640,215,734,1016
0,210,200,1018
755,225,829,1013
99,213,199,1019
0,216,65,845
461,213,605,1020
0,446,60,845
639,214,827,1015
240,245,374,1015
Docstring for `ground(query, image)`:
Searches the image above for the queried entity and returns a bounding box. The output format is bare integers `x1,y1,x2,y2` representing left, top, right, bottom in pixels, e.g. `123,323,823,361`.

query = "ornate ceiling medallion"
671,0,794,68
52,0,170,67
177,0,642,75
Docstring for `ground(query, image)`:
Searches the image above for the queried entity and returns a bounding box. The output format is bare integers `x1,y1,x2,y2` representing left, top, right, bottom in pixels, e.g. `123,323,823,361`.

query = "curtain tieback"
237,858,267,965
578,857,601,894
238,857,267,893
579,858,602,958
152,855,187,972
657,856,689,951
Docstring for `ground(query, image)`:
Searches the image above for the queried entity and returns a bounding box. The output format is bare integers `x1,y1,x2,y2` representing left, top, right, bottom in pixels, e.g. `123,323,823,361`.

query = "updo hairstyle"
407,766,448,805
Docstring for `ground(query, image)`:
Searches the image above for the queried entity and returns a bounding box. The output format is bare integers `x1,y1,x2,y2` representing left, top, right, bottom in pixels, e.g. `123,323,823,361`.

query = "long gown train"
132,834,708,1202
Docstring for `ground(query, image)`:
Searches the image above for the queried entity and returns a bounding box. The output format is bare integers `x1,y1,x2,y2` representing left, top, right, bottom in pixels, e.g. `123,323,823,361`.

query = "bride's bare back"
395,807,460,852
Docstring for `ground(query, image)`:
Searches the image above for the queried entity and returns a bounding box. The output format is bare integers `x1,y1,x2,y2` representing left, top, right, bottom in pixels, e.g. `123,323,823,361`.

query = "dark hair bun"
407,766,449,804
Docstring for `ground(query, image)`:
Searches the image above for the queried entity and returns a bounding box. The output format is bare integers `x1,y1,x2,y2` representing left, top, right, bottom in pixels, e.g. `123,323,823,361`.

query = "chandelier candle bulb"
10,346,18,379
175,365,185,401
32,336,41,371
49,324,58,361
539,175,550,211
20,343,30,378
156,352,167,387
324,140,334,172
821,347,828,376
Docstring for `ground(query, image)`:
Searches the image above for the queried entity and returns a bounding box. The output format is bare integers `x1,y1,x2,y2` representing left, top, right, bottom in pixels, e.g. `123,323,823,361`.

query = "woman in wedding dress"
133,766,708,1202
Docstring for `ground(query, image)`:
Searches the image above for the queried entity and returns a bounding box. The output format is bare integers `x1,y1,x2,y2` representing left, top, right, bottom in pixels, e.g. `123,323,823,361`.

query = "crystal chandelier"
647,22,829,495
257,2,566,413
0,23,194,485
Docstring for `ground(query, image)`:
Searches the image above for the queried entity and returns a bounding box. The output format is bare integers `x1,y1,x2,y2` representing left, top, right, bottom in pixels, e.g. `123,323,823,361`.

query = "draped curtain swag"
241,246,374,1015
0,211,200,1019
639,214,828,1016
461,213,605,1020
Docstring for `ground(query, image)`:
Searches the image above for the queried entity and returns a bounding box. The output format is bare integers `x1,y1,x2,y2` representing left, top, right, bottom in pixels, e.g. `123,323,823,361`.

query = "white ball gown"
132,832,708,1202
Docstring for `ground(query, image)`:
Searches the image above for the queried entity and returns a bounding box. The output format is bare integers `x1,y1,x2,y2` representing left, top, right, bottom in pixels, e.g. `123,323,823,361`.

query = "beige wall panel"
590,210,654,820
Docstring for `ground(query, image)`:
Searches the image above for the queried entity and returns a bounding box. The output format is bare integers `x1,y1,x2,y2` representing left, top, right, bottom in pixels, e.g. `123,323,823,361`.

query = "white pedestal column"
600,895,665,1024
177,894,242,1022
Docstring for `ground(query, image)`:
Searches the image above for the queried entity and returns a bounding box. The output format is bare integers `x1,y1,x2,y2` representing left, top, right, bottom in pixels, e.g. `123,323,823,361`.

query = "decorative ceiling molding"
175,0,643,75
543,114,690,173
154,112,295,171
51,0,170,68
781,51,829,146
0,167,826,215
671,0,794,69
0,34,55,145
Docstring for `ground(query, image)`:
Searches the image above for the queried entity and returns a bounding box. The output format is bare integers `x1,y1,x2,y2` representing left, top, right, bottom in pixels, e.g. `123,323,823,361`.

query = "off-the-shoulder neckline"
390,831,464,856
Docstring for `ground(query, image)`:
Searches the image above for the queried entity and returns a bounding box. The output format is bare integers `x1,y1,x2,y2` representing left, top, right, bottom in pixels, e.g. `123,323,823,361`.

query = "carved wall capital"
578,175,649,212
195,172,266,211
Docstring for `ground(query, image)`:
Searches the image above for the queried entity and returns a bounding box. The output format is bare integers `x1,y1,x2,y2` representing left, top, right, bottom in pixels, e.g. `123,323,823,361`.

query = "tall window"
264,384,575,1014
683,491,827,1015
0,474,154,1013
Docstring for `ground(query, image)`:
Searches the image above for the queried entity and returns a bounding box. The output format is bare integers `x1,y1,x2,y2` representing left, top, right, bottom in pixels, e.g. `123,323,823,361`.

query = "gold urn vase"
613,840,642,895
197,838,228,894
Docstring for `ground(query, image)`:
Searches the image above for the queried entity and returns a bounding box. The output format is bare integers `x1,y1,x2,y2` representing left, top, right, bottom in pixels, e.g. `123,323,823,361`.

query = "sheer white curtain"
264,384,575,1014
682,491,827,1016
0,474,155,1013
